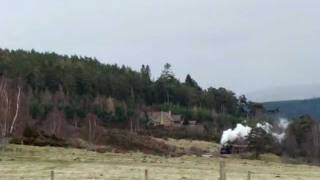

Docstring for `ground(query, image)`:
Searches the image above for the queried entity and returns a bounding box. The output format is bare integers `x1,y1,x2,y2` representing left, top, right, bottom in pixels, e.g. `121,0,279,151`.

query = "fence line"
51,170,54,180
217,161,320,180
247,171,251,180
145,169,148,180
11,160,320,179
219,160,227,180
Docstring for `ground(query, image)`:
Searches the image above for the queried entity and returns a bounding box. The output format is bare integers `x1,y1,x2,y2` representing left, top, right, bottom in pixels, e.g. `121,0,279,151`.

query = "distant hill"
246,84,320,102
263,98,320,120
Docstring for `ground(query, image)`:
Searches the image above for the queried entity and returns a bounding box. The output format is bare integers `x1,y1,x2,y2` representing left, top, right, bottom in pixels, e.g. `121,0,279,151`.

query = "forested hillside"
264,98,320,120
0,49,240,109
0,48,247,140
2,48,320,162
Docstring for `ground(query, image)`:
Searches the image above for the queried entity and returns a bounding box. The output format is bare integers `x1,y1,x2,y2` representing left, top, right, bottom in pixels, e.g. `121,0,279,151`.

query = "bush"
113,106,127,122
93,105,112,122
23,126,39,138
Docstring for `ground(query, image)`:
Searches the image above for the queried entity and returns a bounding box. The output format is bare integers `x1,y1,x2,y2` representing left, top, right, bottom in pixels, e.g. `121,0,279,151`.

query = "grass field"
1,144,320,180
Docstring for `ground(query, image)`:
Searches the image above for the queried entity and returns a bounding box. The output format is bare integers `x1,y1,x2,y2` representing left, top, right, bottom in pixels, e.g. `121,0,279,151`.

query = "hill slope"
0,48,240,143
247,84,320,102
263,98,320,120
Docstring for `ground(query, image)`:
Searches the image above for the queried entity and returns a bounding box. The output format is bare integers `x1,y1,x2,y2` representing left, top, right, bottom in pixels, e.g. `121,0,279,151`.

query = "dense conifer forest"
0,48,244,126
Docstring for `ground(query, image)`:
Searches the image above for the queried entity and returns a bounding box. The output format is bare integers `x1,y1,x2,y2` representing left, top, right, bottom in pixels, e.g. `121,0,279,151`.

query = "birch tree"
0,77,22,137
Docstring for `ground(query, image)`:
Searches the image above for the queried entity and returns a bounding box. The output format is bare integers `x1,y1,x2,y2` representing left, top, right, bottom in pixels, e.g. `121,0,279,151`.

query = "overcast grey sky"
1,0,320,97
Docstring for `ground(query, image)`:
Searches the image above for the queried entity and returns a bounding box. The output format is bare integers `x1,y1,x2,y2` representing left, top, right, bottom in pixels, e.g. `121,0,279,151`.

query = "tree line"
0,48,244,123
2,49,320,163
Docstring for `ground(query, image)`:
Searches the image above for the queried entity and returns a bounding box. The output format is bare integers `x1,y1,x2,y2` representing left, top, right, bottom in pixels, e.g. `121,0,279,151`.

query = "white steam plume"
256,122,272,134
278,118,290,129
220,118,290,145
273,118,290,142
220,124,252,145
256,119,290,143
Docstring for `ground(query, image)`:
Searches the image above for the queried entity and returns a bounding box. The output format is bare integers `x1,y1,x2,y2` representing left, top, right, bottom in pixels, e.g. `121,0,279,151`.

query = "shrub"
114,106,127,122
23,126,39,138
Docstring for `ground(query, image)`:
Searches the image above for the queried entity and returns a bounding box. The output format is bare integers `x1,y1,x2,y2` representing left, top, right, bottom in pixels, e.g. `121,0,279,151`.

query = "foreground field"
1,144,320,180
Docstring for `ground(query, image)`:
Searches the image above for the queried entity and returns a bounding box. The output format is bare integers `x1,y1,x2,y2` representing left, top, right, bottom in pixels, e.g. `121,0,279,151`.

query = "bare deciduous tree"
9,86,21,134
0,77,22,136
310,124,320,162
47,107,64,136
87,113,97,148
0,77,9,137
0,77,21,149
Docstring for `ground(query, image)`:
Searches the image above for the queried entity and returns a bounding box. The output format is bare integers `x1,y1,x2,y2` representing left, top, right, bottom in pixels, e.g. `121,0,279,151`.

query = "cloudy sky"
1,0,319,99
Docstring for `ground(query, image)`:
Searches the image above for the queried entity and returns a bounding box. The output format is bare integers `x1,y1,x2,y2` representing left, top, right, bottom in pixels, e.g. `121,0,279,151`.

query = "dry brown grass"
155,138,221,154
0,144,320,180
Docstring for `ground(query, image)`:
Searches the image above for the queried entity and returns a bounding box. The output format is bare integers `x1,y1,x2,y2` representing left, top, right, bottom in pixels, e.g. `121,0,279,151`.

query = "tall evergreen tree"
185,74,201,90
160,63,175,80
